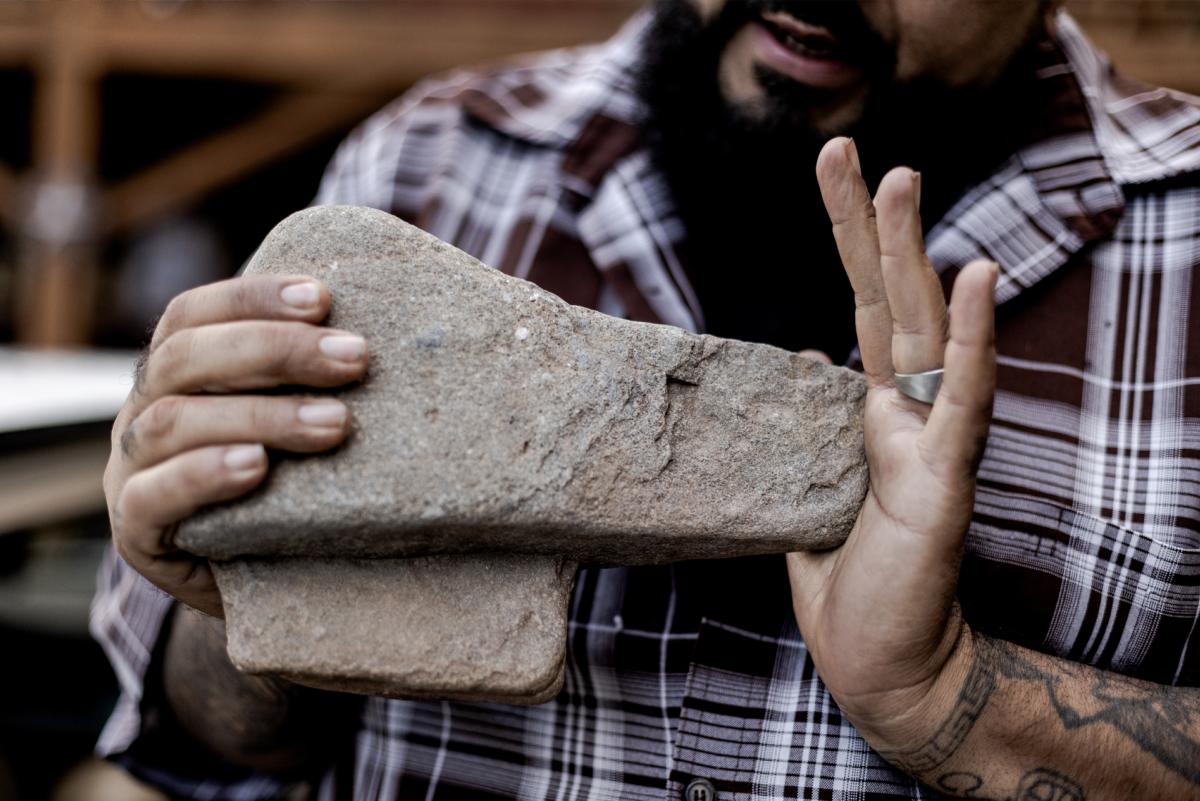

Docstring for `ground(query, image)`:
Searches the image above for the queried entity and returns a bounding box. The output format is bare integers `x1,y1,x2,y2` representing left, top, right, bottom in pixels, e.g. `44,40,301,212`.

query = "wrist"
852,622,982,777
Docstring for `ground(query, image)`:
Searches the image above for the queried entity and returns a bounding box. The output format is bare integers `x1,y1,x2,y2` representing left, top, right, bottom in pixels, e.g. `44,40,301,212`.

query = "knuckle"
854,292,889,312
157,294,188,336
248,397,282,434
119,425,138,459
153,329,193,385
265,324,306,375
230,278,260,318
112,482,140,536
139,395,187,444
892,318,937,337
261,333,293,377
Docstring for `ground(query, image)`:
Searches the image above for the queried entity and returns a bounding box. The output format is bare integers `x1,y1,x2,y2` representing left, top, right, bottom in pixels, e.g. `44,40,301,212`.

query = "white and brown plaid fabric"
91,10,1200,801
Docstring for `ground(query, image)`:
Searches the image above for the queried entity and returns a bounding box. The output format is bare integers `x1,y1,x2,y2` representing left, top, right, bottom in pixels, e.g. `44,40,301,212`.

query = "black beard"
635,0,1046,357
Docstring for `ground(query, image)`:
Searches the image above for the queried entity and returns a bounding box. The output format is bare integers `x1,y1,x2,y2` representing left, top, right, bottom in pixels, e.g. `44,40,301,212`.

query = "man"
93,1,1200,799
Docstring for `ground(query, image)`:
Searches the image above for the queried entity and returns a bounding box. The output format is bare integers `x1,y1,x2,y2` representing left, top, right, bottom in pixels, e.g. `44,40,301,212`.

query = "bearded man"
93,1,1200,799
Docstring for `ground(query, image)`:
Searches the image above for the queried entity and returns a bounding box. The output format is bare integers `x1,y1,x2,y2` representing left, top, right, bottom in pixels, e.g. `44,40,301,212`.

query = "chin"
802,96,870,138
720,73,870,139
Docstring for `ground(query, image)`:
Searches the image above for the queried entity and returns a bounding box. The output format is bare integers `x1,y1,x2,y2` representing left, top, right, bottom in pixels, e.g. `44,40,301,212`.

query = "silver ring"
894,368,944,404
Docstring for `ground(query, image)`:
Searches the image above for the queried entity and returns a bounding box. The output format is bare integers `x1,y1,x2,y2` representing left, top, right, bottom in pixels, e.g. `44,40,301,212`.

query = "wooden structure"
0,0,639,346
0,0,1196,347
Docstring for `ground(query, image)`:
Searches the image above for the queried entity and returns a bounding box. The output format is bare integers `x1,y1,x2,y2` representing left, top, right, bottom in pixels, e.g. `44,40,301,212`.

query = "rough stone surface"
177,206,868,562
176,205,868,704
213,554,574,704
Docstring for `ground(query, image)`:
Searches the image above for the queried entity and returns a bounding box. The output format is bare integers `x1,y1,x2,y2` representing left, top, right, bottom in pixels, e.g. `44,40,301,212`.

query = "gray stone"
175,205,868,704
212,554,574,704
177,206,868,563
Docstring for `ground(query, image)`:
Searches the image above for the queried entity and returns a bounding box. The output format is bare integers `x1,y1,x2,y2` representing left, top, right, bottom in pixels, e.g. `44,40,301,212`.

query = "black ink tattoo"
884,635,999,774
937,768,1084,801
981,638,1200,786
891,653,998,774
1013,769,1084,801
938,771,987,796
896,632,1200,793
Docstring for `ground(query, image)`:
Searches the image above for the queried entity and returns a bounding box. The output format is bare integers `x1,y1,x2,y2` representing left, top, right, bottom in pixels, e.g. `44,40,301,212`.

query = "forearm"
163,604,360,773
875,630,1200,800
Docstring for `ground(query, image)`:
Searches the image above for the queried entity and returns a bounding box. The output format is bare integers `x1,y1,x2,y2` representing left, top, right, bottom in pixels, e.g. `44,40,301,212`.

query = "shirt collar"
462,9,1200,312
923,10,1198,304
454,11,652,150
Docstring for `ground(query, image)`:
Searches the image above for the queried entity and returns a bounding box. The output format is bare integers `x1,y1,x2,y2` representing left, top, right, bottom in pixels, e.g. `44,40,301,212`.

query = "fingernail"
912,171,922,211
319,334,365,362
281,281,320,309
224,444,265,471
297,400,347,427
845,138,862,177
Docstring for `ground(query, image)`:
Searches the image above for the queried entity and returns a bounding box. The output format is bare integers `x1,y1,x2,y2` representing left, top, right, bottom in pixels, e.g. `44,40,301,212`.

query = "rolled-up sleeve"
90,546,174,759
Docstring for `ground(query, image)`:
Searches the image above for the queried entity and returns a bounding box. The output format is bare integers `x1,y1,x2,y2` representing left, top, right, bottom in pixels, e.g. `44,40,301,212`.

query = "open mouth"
759,11,844,62
749,10,864,90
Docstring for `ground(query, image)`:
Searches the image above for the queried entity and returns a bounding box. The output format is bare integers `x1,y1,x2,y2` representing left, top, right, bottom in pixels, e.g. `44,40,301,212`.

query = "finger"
875,167,948,375
816,137,893,384
135,321,367,413
117,444,268,553
921,260,998,476
150,275,331,351
121,395,351,470
797,349,833,365
114,443,269,615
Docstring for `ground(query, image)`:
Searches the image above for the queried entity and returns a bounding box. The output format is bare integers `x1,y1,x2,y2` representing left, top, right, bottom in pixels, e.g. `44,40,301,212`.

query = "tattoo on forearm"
937,768,1085,800
888,652,997,774
987,638,1200,786
889,633,1200,793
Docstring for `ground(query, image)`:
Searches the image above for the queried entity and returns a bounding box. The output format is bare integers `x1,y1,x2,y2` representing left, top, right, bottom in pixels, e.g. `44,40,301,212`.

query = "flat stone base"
213,554,575,704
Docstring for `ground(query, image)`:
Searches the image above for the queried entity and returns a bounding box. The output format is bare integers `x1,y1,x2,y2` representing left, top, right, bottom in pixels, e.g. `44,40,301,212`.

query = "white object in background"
0,347,138,434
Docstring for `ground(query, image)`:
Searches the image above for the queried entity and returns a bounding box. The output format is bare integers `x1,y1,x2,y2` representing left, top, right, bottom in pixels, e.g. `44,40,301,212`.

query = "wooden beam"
102,90,387,235
86,1,639,87
16,0,103,347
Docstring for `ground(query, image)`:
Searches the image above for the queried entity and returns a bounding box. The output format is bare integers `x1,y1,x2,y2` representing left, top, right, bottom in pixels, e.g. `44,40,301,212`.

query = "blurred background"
0,1,1195,799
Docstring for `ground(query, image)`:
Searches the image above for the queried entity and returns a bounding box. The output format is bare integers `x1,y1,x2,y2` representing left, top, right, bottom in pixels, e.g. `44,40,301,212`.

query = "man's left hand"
787,137,999,757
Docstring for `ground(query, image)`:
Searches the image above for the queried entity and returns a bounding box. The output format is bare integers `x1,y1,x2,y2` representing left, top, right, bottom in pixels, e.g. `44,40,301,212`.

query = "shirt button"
684,778,717,801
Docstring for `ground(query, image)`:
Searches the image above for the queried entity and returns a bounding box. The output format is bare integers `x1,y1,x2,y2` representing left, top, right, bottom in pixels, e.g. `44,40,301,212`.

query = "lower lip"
749,20,863,90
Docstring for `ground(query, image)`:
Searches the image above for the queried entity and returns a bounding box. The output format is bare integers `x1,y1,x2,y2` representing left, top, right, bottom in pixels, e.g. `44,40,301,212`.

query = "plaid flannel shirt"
91,9,1200,801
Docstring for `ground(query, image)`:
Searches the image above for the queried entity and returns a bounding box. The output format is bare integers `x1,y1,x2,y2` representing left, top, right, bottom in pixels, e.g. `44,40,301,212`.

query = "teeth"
764,20,836,59
780,29,833,58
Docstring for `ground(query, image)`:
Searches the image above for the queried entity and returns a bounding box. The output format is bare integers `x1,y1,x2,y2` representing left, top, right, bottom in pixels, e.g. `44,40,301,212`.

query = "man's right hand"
104,275,368,617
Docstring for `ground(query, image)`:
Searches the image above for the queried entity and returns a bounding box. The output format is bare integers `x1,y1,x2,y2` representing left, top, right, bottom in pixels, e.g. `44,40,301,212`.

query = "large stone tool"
176,205,867,703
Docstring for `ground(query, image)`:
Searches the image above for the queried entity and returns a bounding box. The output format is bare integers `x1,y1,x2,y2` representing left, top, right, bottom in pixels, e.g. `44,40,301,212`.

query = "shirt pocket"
961,490,1200,687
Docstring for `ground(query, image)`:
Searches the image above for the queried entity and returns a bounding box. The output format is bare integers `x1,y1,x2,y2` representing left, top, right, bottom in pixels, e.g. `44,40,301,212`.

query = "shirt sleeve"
91,548,299,800
90,546,174,759
312,72,472,214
